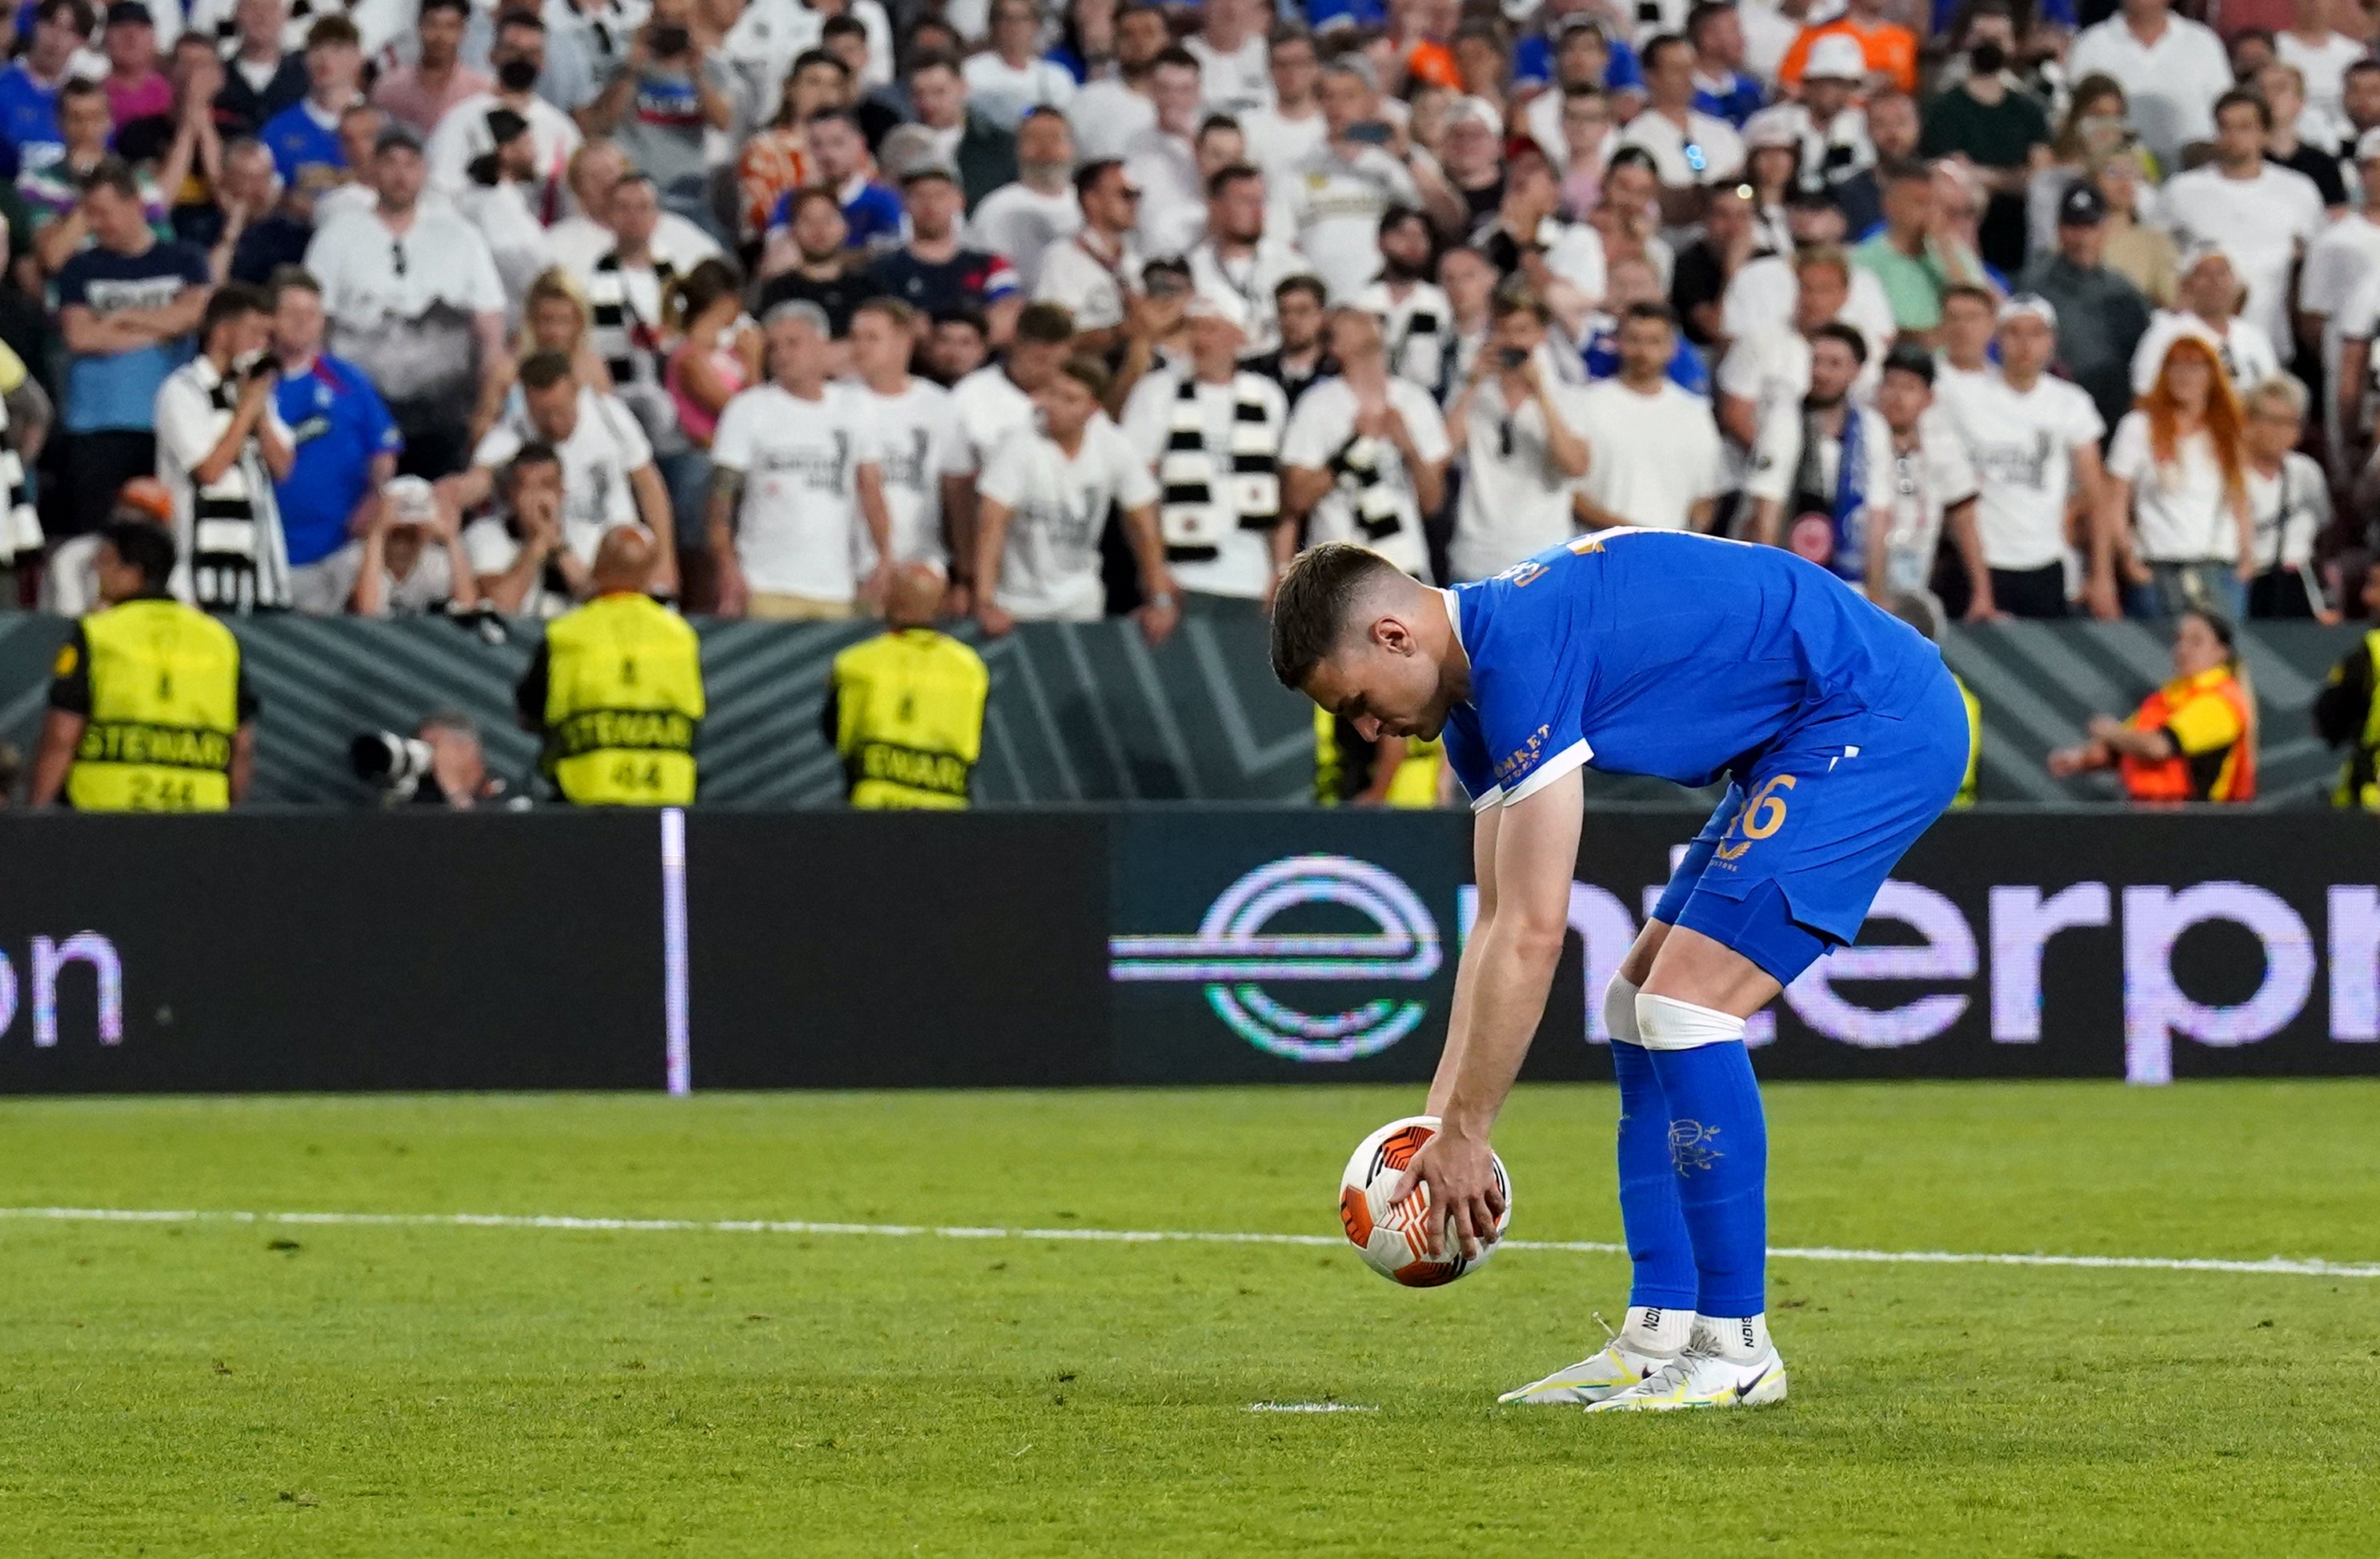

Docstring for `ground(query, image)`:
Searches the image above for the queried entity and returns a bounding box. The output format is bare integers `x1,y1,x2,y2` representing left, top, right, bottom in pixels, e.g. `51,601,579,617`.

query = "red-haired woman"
2099,333,2255,620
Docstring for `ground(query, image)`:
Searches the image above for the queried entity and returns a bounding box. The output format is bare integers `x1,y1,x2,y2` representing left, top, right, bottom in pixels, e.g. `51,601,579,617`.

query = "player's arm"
1422,799,1503,1120
1396,767,1585,1257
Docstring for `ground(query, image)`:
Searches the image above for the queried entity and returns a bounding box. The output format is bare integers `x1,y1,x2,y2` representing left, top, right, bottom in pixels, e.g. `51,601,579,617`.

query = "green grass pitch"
2,1080,2376,1557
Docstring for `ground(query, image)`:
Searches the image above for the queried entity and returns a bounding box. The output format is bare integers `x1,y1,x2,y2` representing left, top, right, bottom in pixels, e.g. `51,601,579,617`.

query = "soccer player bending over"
1270,535,1969,1409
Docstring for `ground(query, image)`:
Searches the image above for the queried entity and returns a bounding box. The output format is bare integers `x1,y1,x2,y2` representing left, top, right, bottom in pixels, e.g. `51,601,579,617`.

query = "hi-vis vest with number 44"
831,627,990,809
541,592,705,806
67,597,242,812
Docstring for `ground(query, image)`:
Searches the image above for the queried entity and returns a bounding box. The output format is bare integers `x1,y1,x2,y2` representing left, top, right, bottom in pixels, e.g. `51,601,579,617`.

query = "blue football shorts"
1649,663,1971,987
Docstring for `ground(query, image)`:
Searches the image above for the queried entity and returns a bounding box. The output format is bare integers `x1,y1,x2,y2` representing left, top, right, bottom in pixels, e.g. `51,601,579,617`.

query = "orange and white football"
1337,1116,1511,1287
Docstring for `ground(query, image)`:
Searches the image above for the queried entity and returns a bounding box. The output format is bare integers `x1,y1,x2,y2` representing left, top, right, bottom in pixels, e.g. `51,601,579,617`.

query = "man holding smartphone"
1443,289,1593,582
1280,57,1464,301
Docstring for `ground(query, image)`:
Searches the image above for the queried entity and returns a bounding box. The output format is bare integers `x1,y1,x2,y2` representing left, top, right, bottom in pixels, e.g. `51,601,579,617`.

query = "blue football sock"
1640,1021,1769,1319
1610,1039,1698,1312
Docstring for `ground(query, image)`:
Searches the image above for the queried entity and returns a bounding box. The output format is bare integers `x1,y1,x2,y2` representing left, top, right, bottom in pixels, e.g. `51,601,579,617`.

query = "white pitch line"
1248,1403,1378,1413
0,1206,2374,1280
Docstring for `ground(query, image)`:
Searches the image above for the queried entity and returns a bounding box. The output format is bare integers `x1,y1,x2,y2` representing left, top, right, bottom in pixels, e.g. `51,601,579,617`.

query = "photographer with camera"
153,282,297,614
353,710,513,808
1442,287,1593,583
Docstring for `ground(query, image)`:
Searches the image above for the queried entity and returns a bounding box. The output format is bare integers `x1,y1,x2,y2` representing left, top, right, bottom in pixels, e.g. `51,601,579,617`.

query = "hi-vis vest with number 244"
67,596,240,812
541,591,705,806
831,627,990,809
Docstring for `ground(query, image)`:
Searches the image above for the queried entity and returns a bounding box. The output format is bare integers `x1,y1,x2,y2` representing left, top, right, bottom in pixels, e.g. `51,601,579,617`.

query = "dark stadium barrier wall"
0,812,665,1092
1,809,2375,1092
0,613,2368,808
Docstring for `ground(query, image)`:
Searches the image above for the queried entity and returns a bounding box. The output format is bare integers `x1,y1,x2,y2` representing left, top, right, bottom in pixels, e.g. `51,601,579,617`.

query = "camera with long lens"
352,731,436,804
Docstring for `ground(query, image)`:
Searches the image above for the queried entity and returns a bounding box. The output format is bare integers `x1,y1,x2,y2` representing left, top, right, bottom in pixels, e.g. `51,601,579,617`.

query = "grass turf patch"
0,1080,2374,1556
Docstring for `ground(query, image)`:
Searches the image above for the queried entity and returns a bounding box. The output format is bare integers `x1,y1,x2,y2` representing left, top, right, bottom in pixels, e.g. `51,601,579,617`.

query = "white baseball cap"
383,475,439,527
1996,294,2057,330
1802,34,1868,82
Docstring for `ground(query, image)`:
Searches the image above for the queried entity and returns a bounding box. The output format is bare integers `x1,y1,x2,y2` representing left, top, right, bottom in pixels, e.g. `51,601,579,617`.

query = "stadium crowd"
0,0,2376,807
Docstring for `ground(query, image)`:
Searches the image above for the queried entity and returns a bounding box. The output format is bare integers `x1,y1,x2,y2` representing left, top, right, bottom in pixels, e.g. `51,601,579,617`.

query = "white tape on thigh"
1602,974,1644,1046
1634,992,1748,1052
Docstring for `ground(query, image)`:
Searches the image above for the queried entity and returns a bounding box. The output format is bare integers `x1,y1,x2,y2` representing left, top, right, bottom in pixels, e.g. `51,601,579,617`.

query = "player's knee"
1604,974,1645,1045
1634,992,1747,1052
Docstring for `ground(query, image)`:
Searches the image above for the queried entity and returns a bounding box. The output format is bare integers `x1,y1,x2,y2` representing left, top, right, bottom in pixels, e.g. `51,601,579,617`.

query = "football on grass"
1338,1116,1510,1286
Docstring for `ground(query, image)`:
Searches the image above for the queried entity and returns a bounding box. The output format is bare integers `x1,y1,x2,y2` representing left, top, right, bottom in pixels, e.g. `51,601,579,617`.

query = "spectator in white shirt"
303,123,509,478
848,295,972,591
1186,0,1270,119
1575,303,1725,533
952,299,1073,472
1185,162,1311,358
1118,289,1291,604
1872,342,1989,612
154,283,297,613
1281,56,1464,301
2156,89,2326,353
2103,332,2256,620
1745,322,1893,579
1743,36,1872,203
1280,307,1451,580
1237,25,1324,182
2238,373,2334,618
2064,0,2234,167
1124,48,1208,258
1068,1,1166,162
1036,158,1142,351
963,0,1076,129
976,353,1179,635
1443,288,1593,580
1355,206,1456,395
2277,0,2366,130
1617,32,1745,202
707,299,892,620
1937,296,2114,619
967,106,1081,291
425,10,581,219
2130,245,2282,396
343,473,479,616
450,351,679,599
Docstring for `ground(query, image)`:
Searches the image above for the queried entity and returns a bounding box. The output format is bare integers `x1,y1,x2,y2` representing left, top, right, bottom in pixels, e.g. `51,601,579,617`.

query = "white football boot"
1585,1323,1787,1412
1497,1315,1674,1406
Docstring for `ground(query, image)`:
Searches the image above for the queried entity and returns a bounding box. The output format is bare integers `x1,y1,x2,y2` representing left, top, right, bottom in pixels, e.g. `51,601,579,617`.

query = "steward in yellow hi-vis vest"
1315,705,1443,807
2315,608,2380,812
1953,672,1981,808
514,528,703,806
823,563,988,808
30,519,256,812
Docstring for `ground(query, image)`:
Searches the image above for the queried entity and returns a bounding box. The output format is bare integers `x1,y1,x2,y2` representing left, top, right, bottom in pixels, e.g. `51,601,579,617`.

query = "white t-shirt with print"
1574,377,1725,532
1448,365,1594,582
2156,164,2326,351
471,387,654,562
967,182,1082,293
854,378,972,575
1280,144,1422,302
2245,449,2331,571
1877,410,1981,595
950,363,1037,471
1937,371,2105,572
978,419,1160,618
1034,231,1141,334
708,381,876,600
2106,410,2241,564
1279,375,1450,580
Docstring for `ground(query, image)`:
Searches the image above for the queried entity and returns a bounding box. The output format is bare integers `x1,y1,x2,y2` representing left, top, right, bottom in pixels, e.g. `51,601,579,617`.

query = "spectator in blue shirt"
50,157,211,540
265,264,403,611
771,107,902,252
0,0,84,178
1582,250,1710,395
1512,11,1642,105
1687,3,1766,128
259,14,364,187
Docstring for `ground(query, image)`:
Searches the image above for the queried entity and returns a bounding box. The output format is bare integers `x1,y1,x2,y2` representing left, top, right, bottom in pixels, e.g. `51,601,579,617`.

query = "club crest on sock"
1669,1118,1724,1172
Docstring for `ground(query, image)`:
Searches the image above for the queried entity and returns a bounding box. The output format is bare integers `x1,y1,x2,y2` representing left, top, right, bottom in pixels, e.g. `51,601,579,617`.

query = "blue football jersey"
1440,530,1944,805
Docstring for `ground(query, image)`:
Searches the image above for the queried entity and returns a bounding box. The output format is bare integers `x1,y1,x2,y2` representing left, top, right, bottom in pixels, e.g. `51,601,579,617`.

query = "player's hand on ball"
1391,1126,1507,1261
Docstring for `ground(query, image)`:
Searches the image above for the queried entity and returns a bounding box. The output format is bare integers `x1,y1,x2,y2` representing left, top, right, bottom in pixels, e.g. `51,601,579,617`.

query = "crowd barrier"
0,613,2365,807
2,807,2373,1093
